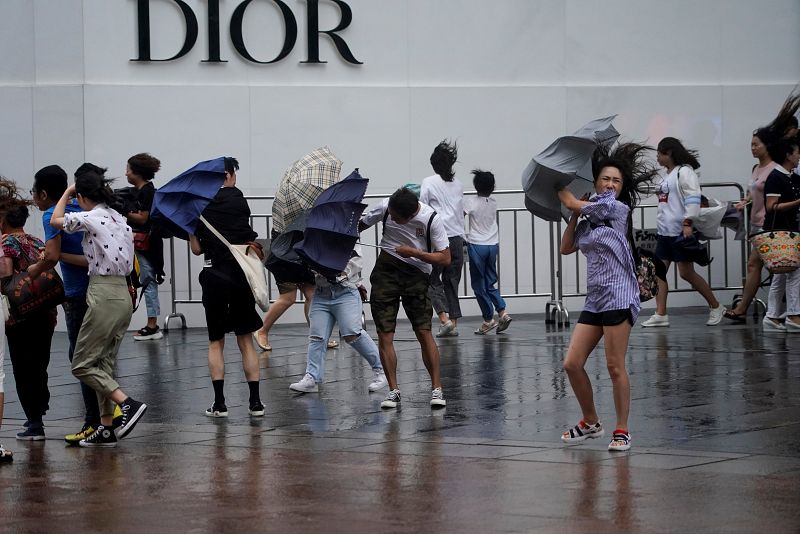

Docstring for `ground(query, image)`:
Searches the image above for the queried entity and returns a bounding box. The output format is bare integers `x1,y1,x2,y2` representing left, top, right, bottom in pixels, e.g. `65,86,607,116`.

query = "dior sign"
131,0,363,65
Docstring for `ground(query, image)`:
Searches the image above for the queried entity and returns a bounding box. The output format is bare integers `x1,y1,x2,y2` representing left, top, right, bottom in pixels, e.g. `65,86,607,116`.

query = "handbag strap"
198,215,234,250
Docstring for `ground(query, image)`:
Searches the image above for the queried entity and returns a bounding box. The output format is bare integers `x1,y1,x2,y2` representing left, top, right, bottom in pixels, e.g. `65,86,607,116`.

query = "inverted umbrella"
522,115,620,222
294,169,369,280
272,147,342,233
264,211,315,285
150,157,226,239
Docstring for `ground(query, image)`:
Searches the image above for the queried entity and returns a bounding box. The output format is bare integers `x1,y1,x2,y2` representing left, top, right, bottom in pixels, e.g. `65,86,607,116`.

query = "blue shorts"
655,235,688,263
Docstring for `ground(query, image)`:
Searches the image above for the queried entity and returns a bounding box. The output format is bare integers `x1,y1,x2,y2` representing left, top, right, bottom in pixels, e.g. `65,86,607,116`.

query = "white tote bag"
198,216,270,312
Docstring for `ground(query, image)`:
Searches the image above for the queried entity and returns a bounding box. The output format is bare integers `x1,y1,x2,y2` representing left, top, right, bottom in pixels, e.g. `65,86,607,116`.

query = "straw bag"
750,230,800,274
198,216,270,311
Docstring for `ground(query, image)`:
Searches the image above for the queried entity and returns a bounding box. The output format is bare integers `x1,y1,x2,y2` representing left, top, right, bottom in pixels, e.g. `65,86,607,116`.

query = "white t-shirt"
464,196,499,245
655,165,702,237
361,199,449,274
63,204,135,276
419,174,465,238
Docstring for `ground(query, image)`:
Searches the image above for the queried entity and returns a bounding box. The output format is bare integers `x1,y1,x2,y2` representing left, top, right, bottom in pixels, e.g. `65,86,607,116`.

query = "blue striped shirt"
575,192,641,321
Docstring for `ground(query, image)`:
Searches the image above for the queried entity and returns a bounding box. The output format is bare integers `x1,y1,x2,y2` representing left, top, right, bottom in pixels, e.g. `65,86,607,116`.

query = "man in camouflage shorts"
360,188,451,409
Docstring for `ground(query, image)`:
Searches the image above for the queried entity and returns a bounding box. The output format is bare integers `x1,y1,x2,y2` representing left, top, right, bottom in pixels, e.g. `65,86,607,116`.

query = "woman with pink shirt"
724,128,777,321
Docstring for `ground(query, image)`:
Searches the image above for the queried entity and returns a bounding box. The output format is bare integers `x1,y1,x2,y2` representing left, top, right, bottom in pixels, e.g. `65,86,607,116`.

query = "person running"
359,187,450,409
761,135,800,332
464,169,512,334
28,165,109,445
558,142,658,452
641,137,726,327
188,157,265,418
420,140,465,337
289,244,388,393
50,171,148,447
124,153,164,341
0,181,57,441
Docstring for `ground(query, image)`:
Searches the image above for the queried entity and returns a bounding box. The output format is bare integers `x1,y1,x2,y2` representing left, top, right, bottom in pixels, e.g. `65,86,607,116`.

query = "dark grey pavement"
1,308,799,533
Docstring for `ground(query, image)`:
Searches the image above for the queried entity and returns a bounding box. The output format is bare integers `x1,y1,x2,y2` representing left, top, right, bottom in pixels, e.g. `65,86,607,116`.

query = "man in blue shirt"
28,165,105,445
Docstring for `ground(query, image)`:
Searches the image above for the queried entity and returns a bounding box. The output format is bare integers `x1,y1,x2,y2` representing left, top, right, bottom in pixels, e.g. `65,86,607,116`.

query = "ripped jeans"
305,285,382,383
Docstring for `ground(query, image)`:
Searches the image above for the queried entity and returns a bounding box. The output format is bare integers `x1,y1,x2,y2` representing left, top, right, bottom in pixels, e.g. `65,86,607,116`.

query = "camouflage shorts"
369,253,432,334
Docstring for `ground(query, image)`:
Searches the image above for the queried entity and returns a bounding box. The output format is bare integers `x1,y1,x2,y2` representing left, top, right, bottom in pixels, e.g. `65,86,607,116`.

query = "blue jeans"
137,252,161,319
63,296,100,426
467,244,507,321
306,285,382,383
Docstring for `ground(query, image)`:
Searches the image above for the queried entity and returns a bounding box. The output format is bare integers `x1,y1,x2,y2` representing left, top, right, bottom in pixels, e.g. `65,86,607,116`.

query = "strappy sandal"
608,430,631,451
561,420,604,443
723,310,746,323
0,443,13,463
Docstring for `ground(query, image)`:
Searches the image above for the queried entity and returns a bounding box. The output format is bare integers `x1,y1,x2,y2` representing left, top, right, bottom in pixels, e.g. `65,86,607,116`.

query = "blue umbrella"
150,157,226,239
294,169,369,280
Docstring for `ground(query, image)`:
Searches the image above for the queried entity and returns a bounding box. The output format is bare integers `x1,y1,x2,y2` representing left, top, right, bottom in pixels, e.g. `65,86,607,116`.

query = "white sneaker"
706,305,726,326
289,373,319,393
436,320,456,337
368,370,388,392
430,387,446,407
641,314,669,327
762,317,787,331
474,320,498,335
381,389,401,409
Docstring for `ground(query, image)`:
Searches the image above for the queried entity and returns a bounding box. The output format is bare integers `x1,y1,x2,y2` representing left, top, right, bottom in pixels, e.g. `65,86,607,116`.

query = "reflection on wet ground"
1,309,798,532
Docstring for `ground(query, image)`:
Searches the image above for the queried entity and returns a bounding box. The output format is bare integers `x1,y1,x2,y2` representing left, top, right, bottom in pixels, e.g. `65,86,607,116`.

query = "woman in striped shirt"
557,143,657,452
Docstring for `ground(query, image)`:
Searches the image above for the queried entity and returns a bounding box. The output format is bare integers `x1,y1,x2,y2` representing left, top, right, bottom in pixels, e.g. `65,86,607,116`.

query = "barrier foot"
163,312,187,333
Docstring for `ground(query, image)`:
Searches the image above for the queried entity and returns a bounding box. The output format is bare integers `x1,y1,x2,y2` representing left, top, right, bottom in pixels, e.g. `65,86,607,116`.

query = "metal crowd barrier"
162,184,750,331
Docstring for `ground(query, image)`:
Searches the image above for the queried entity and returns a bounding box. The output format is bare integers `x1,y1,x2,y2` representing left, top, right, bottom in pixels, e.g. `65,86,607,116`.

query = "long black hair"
75,172,118,207
592,142,659,211
657,137,701,170
430,140,457,181
765,90,800,138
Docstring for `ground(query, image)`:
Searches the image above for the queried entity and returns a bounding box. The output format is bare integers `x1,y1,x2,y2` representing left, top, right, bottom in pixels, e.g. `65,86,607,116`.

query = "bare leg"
732,251,763,315
207,339,225,380
415,329,442,389
602,322,632,430
257,290,296,346
677,262,719,308
563,323,604,424
301,284,315,325
237,334,260,382
377,332,398,390
437,311,449,325
655,260,671,315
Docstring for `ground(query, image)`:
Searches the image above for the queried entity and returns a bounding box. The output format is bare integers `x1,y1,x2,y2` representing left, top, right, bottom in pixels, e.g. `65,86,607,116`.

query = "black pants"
429,236,464,320
7,313,55,429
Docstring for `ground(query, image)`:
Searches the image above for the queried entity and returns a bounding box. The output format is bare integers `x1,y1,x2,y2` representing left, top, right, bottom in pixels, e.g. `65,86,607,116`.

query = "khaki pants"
71,276,132,417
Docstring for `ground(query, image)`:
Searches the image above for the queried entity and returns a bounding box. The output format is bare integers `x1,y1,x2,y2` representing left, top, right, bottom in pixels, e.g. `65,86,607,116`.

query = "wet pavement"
1,308,799,533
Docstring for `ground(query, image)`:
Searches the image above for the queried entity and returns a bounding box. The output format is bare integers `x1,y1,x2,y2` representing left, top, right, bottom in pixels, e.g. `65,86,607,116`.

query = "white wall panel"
34,0,85,83
83,85,251,184
33,86,85,175
0,1,35,83
0,88,34,186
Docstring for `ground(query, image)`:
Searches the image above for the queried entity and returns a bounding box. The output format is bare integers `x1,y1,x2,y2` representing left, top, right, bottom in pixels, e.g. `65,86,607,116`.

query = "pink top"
749,161,777,227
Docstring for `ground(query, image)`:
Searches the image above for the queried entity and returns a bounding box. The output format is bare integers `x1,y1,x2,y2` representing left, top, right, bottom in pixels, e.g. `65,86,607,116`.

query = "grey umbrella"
522,115,620,222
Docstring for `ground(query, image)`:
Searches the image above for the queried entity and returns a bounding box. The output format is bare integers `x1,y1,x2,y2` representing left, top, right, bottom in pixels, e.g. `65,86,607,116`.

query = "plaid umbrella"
272,147,342,233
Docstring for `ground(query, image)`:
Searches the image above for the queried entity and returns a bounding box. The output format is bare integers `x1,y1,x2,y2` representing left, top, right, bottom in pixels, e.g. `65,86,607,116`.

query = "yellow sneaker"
64,424,96,446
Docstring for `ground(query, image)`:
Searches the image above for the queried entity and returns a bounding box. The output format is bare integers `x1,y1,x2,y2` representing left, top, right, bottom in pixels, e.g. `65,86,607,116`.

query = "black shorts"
577,309,633,327
199,264,263,341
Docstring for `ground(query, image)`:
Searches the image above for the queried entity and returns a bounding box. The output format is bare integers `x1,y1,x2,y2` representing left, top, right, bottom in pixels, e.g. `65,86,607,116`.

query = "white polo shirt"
361,199,449,274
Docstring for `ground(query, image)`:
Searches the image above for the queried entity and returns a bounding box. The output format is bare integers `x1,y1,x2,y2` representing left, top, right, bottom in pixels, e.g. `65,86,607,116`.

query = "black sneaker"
16,427,45,441
205,403,229,418
115,398,147,439
249,401,265,417
79,425,117,448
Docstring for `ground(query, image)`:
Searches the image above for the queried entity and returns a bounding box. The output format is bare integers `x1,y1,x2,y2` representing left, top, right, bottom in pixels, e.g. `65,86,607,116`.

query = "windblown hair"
430,140,458,181
657,137,701,170
75,171,118,206
127,153,161,181
471,169,495,196
765,90,800,138
0,177,34,228
224,157,239,175
592,142,659,211
75,162,107,178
